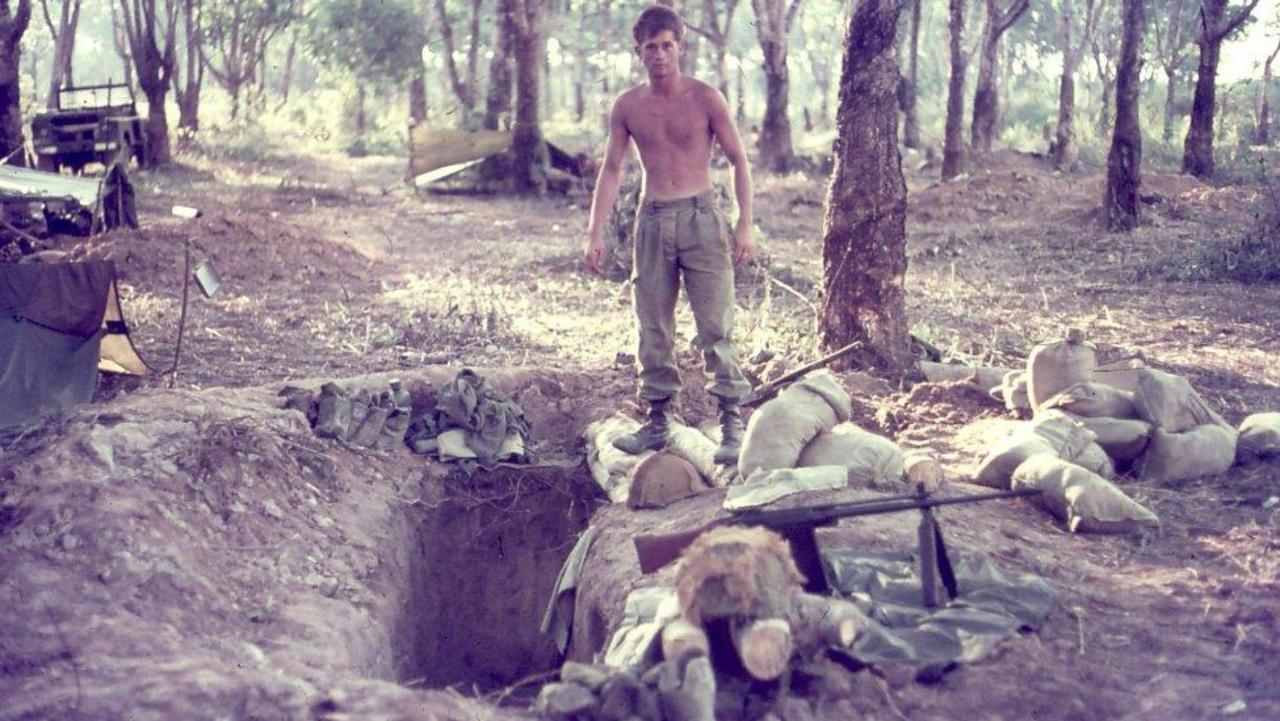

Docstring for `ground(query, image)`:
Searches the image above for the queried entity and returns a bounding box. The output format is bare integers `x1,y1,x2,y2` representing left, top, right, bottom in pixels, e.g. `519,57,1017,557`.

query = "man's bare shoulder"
684,77,725,104
613,85,650,113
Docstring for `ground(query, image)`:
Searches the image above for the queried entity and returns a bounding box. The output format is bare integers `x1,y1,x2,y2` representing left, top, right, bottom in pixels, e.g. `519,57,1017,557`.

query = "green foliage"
304,0,426,86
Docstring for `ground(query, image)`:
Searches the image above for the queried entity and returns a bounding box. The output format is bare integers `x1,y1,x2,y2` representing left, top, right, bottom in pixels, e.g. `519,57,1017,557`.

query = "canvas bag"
797,422,905,488
1236,412,1280,463
1135,424,1238,483
1012,455,1159,534
1132,369,1228,433
973,411,1096,489
1068,416,1152,463
1027,329,1096,411
1039,382,1138,420
738,370,852,478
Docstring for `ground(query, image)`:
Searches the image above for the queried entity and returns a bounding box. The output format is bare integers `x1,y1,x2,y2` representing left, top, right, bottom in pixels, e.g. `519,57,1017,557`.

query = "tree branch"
994,0,1029,37
1211,0,1260,44
785,0,803,32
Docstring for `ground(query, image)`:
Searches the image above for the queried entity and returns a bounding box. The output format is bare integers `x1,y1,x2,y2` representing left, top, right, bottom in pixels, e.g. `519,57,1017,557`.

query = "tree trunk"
1258,42,1279,144
1054,3,1078,172
753,0,801,173
510,0,547,193
142,86,171,166
1182,36,1220,177
409,71,428,123
736,58,746,123
0,0,31,166
278,34,295,106
44,0,80,109
435,0,476,109
1105,0,1144,232
819,0,912,374
942,0,967,180
970,0,1028,155
120,0,178,167
1162,67,1177,142
174,0,202,133
1181,0,1260,177
902,0,921,148
483,0,514,130
355,84,366,136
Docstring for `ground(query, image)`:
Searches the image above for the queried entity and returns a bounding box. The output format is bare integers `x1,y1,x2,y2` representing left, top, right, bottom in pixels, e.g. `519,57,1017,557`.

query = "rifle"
633,485,1040,608
742,341,862,407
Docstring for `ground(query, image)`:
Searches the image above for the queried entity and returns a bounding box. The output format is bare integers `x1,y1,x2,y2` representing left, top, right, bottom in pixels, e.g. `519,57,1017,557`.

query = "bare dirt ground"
2,145,1278,720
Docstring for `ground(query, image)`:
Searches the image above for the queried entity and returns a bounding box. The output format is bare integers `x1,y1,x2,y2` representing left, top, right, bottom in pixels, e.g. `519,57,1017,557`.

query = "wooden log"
903,451,944,492
789,593,869,650
660,617,711,662
731,617,793,681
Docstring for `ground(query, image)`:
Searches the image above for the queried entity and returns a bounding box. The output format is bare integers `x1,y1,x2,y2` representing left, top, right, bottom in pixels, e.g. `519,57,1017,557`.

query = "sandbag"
1070,416,1152,463
797,422,905,489
903,451,945,491
585,415,724,502
1011,455,1159,534
989,370,1031,412
723,466,849,510
628,451,712,509
738,370,852,478
973,411,1095,489
1075,442,1117,480
1027,329,1096,410
918,361,1013,393
1135,424,1238,483
1237,412,1280,463
1039,382,1138,420
1132,369,1227,433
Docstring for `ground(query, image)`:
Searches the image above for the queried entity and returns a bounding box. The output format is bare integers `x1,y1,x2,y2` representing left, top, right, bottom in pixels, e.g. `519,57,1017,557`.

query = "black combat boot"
713,400,745,466
613,398,672,454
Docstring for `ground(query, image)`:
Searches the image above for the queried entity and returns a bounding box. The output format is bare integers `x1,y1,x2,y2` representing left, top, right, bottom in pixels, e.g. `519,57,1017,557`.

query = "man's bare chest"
626,102,711,152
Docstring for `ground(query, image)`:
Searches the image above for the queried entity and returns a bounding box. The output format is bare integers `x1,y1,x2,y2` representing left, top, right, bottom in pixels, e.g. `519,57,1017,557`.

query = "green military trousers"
632,190,750,403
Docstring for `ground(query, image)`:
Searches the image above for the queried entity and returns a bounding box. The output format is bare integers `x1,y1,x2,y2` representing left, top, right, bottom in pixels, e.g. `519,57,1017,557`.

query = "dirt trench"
0,368,610,720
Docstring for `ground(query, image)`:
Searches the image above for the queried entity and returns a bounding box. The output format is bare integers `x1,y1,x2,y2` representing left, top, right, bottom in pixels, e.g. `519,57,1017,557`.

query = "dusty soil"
2,146,1278,720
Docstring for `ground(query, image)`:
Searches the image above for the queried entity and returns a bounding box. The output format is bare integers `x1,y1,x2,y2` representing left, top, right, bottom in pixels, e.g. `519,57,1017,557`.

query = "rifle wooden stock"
634,525,716,574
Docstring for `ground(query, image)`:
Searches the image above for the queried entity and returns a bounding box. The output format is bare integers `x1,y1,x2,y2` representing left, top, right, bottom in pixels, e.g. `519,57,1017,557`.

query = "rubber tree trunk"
0,0,30,166
510,0,547,194
942,0,967,180
409,71,428,124
753,0,799,174
1162,67,1177,142
970,0,1028,155
1258,55,1275,145
142,86,171,166
819,0,912,375
1182,35,1221,177
483,0,515,130
1054,4,1079,172
902,0,921,148
1105,0,1145,232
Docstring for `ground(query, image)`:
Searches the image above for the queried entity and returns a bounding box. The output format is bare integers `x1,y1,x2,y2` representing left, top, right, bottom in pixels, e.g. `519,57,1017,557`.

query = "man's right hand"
583,237,606,275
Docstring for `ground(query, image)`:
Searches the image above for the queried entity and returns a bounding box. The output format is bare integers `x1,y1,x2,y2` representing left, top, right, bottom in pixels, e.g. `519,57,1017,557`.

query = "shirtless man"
583,5,754,464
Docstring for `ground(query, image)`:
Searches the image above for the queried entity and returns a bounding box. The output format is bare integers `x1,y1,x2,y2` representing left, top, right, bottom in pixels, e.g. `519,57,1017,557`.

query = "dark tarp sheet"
0,261,149,433
824,549,1058,678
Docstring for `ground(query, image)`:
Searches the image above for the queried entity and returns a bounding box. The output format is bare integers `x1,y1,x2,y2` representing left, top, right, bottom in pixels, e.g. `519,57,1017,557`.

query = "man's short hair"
633,5,683,44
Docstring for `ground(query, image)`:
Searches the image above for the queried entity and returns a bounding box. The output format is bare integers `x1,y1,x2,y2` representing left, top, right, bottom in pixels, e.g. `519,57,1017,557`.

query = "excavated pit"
393,462,604,691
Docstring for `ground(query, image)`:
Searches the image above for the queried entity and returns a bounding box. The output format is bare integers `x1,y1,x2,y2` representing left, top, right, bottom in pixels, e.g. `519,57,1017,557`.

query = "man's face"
637,29,682,78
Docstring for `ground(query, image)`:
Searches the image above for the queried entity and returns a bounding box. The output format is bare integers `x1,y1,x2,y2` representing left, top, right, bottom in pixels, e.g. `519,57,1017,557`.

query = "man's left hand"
732,224,755,266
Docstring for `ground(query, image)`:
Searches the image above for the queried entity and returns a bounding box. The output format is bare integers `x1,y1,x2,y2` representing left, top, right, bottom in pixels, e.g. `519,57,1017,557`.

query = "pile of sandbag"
584,414,728,508
971,330,1257,533
730,371,938,509
279,380,412,450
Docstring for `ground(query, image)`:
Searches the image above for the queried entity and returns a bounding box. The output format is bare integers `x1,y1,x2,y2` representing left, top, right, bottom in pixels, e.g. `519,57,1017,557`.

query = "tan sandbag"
723,466,849,510
973,411,1095,488
1027,329,1097,410
989,370,1031,412
667,424,731,485
918,361,1013,393
974,435,1056,488
628,451,712,509
1070,416,1152,462
903,451,945,491
797,422,905,488
1075,442,1117,480
1133,369,1228,433
1135,424,1238,483
1091,358,1147,394
738,370,852,479
1011,455,1159,534
1237,412,1280,463
1039,382,1138,420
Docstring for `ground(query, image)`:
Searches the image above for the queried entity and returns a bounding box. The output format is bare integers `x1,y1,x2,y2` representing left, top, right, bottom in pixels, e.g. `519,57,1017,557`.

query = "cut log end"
732,617,793,681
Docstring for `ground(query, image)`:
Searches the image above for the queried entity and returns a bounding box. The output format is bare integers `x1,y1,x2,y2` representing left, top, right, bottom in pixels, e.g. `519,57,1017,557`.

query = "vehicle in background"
30,82,147,174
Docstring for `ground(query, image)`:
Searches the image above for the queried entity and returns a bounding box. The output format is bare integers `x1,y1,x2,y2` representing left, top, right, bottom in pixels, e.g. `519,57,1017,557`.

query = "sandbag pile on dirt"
404,368,530,466
729,371,920,507
1128,369,1238,482
279,379,412,450
584,414,727,505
